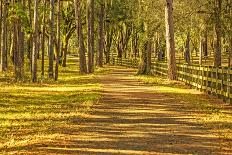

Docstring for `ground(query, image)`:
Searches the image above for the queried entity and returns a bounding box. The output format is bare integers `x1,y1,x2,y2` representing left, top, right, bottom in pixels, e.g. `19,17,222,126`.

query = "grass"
135,74,232,151
0,56,110,153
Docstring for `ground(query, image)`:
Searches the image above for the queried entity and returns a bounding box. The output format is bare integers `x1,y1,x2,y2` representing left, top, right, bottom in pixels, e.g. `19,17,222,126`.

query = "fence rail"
111,57,232,104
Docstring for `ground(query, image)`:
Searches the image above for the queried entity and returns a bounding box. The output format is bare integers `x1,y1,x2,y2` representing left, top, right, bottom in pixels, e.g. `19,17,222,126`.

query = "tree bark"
28,0,33,72
165,0,176,80
104,24,114,64
184,32,191,64
41,0,46,78
1,0,7,72
158,34,164,61
203,32,208,57
87,0,95,73
62,39,68,67
213,0,222,67
55,0,61,81
32,0,39,82
229,37,232,67
97,3,104,67
137,41,147,75
0,0,2,65
146,40,152,74
74,0,87,74
199,35,203,65
48,0,55,78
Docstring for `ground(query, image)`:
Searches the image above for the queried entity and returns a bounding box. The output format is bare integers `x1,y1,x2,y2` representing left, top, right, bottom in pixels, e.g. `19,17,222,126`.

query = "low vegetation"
136,74,232,151
0,58,109,153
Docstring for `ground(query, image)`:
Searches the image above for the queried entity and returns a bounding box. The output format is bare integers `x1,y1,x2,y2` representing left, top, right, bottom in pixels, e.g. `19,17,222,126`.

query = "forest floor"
1,62,232,154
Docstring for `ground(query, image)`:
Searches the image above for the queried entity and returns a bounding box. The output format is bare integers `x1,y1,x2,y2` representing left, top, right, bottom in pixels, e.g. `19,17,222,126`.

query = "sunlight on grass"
0,56,110,153
136,74,232,150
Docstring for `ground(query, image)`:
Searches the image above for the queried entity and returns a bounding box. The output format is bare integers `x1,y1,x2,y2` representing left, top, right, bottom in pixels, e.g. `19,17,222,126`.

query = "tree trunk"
0,0,2,65
55,0,61,81
228,1,232,67
16,0,25,80
214,0,222,67
229,37,232,67
1,0,7,72
41,0,46,78
203,32,208,57
13,16,19,79
105,26,113,64
199,35,203,65
135,33,139,58
97,3,104,67
137,41,147,75
87,0,95,73
48,0,55,78
146,40,152,74
158,34,164,61
184,32,191,64
74,0,87,74
165,0,176,80
28,0,33,72
62,39,68,67
32,0,39,82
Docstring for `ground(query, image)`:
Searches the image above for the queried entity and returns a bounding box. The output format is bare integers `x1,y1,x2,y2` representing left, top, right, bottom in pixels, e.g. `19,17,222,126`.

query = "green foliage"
8,2,32,35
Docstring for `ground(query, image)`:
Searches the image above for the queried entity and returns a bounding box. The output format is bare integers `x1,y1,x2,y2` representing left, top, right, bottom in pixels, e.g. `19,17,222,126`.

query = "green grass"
136,74,232,149
0,56,110,152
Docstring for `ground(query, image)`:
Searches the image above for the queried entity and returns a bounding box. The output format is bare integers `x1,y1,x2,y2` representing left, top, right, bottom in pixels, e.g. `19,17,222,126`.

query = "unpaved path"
12,66,231,155
69,67,225,155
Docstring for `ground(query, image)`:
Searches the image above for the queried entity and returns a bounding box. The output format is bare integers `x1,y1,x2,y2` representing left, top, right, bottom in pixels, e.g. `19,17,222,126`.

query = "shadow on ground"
3,67,232,155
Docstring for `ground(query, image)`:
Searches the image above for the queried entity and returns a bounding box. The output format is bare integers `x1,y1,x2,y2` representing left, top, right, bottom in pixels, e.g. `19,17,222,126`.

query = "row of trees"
0,0,62,82
105,0,232,79
0,0,231,81
0,0,104,82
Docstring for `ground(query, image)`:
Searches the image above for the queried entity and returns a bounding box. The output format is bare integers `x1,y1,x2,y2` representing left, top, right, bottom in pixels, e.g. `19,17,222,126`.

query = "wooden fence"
112,57,232,104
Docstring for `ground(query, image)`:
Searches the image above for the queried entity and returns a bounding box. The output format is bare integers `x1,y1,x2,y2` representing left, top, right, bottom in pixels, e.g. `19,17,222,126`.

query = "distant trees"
0,0,231,82
105,0,231,79
0,0,100,82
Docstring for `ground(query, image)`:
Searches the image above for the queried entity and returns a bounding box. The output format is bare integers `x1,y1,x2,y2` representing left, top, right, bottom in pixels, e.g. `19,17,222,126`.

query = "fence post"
222,68,226,102
196,66,200,90
203,66,206,91
188,65,190,85
216,68,220,98
199,66,202,90
206,66,209,94
227,68,232,104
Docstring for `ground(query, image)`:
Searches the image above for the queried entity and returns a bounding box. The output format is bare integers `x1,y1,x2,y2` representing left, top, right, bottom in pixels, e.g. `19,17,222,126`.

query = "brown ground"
6,66,232,155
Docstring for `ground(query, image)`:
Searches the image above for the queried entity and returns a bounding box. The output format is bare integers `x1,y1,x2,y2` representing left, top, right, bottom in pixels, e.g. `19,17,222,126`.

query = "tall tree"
185,32,191,64
55,0,61,81
74,0,87,74
48,0,55,78
87,0,95,73
165,0,176,80
41,0,46,78
213,0,222,67
97,2,104,67
1,0,7,72
32,0,39,82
